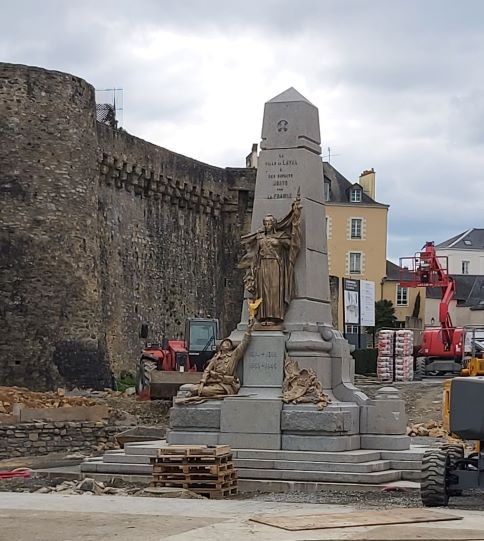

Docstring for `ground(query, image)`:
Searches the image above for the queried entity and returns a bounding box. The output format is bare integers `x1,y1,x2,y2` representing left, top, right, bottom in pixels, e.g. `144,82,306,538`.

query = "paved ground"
1,492,484,540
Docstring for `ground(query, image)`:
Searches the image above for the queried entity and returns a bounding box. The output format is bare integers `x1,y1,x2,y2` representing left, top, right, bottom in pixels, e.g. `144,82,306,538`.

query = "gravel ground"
246,489,484,511
1,475,483,511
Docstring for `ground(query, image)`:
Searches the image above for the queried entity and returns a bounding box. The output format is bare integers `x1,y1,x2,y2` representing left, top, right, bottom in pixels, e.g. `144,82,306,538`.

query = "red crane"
400,242,463,376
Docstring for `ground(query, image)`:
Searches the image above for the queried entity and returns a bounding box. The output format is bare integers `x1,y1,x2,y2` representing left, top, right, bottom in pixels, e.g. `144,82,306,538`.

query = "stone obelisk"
168,89,410,453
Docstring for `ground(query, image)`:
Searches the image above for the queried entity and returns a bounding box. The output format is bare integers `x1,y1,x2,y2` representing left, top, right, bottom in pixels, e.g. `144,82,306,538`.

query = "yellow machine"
442,326,484,448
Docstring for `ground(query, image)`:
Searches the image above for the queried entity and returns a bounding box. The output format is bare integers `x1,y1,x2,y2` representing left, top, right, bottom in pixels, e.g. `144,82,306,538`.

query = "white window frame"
350,218,362,239
396,285,408,306
350,188,362,202
345,324,359,334
349,252,362,274
462,260,470,274
324,181,331,202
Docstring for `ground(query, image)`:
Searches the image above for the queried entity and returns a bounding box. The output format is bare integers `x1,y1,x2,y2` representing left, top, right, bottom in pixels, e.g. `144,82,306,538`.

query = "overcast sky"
2,0,484,261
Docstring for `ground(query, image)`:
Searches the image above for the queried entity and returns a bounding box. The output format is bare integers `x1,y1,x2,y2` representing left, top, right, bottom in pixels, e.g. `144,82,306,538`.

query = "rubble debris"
0,386,99,414
406,420,462,443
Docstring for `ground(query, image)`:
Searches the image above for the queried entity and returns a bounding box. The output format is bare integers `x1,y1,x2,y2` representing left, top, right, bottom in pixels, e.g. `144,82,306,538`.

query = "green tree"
367,299,397,346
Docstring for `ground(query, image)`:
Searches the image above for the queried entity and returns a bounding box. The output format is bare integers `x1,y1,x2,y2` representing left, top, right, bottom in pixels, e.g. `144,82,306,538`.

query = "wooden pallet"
152,479,236,490
195,486,238,499
153,469,236,480
152,462,233,475
151,454,233,465
151,444,237,499
156,445,231,457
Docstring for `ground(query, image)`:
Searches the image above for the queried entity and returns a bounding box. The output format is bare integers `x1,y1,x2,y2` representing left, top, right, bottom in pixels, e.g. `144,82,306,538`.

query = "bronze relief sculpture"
175,320,254,404
239,195,302,326
282,355,330,410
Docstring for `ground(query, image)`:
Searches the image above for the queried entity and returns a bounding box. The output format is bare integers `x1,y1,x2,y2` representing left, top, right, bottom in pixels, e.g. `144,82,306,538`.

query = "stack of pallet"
150,445,237,499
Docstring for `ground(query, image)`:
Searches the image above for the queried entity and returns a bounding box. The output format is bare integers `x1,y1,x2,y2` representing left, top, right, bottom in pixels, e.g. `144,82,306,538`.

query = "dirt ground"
357,378,445,425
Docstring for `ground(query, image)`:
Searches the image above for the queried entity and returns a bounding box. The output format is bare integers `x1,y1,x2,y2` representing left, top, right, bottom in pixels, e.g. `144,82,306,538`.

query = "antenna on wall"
95,88,124,127
322,146,341,164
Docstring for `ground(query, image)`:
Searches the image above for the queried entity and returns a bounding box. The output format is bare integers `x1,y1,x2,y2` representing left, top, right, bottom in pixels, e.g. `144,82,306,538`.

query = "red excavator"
400,242,464,378
136,318,219,399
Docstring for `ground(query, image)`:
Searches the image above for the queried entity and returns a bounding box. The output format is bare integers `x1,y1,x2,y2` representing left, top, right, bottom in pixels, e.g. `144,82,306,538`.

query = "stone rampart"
0,63,255,389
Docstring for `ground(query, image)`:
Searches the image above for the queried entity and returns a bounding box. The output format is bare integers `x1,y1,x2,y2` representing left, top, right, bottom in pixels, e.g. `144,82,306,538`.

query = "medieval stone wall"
0,63,255,389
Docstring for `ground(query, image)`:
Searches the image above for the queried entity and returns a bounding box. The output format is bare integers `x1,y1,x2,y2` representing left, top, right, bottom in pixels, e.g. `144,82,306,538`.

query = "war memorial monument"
168,88,410,453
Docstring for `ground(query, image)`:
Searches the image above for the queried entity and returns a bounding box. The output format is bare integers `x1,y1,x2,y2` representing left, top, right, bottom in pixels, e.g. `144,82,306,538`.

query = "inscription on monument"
264,152,298,200
243,347,284,387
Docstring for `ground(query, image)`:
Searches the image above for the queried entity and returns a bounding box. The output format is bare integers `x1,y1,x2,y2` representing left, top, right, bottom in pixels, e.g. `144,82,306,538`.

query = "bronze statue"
282,355,330,410
239,195,301,326
175,321,254,404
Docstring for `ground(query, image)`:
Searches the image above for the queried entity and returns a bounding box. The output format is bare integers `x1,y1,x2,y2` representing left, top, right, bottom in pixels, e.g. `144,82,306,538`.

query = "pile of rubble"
35,478,132,496
0,387,99,414
33,478,203,498
406,420,447,438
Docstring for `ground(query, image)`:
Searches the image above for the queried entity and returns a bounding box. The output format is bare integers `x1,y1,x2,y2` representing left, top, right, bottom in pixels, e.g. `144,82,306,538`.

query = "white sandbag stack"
377,330,394,382
394,329,414,382
377,329,414,382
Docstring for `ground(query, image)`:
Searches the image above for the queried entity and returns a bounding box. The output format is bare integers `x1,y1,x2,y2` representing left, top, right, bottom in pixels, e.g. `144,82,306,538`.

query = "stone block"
233,448,382,463
282,434,360,452
360,434,410,451
242,332,286,387
281,408,356,434
220,432,281,450
284,299,332,332
167,430,220,446
170,405,220,429
359,387,407,435
220,398,282,434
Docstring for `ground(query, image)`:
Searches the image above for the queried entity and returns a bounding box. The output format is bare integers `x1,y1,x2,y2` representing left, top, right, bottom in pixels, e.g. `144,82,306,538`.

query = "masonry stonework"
0,421,119,458
0,63,255,390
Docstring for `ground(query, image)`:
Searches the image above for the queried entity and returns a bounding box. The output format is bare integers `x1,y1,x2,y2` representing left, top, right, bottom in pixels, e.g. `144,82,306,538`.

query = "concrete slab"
2,492,483,541
236,467,401,484
361,434,410,450
282,434,360,451
233,448,382,463
235,458,391,473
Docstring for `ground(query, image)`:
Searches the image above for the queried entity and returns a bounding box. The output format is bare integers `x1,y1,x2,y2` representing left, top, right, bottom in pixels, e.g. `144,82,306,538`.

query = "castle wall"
0,63,255,389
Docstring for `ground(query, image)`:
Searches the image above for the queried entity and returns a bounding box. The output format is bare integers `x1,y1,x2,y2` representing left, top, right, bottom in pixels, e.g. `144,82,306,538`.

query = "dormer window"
324,180,331,202
350,188,362,203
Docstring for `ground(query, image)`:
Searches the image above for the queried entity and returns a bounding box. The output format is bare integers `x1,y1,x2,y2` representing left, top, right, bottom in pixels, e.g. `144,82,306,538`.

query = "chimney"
246,143,258,168
359,168,375,199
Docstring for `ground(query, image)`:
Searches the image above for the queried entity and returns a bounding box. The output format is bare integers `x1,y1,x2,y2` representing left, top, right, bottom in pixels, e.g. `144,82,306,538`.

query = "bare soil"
357,378,445,425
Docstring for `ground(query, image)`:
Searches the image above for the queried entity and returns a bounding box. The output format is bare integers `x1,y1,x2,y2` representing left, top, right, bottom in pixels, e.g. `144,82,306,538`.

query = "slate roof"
323,162,388,207
435,228,484,250
425,274,484,308
385,260,414,281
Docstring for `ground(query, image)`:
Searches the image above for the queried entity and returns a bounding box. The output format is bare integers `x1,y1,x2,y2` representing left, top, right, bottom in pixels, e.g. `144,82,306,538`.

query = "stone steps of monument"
234,458,391,473
230,467,401,484
233,448,382,463
80,441,426,485
81,458,401,483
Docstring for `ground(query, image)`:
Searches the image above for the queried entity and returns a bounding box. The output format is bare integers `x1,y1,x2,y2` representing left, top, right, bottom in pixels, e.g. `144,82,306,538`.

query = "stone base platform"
81,440,427,490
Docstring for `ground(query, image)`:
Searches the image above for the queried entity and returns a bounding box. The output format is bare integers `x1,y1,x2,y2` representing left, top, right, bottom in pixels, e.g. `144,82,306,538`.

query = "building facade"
324,165,388,333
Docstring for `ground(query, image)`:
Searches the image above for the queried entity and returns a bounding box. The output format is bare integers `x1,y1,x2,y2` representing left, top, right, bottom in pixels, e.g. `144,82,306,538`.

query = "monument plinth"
168,88,409,453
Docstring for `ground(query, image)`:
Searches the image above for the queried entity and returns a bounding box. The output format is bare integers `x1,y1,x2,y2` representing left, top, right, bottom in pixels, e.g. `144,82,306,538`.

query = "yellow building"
381,260,426,328
324,164,389,333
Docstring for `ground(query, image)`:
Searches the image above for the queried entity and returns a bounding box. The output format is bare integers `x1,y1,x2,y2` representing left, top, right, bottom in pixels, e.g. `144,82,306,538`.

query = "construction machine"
400,242,464,378
421,328,484,506
136,318,219,400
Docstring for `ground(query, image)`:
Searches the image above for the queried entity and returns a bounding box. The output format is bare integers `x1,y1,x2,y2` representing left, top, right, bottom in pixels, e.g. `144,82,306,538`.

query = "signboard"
360,280,375,327
343,279,360,325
